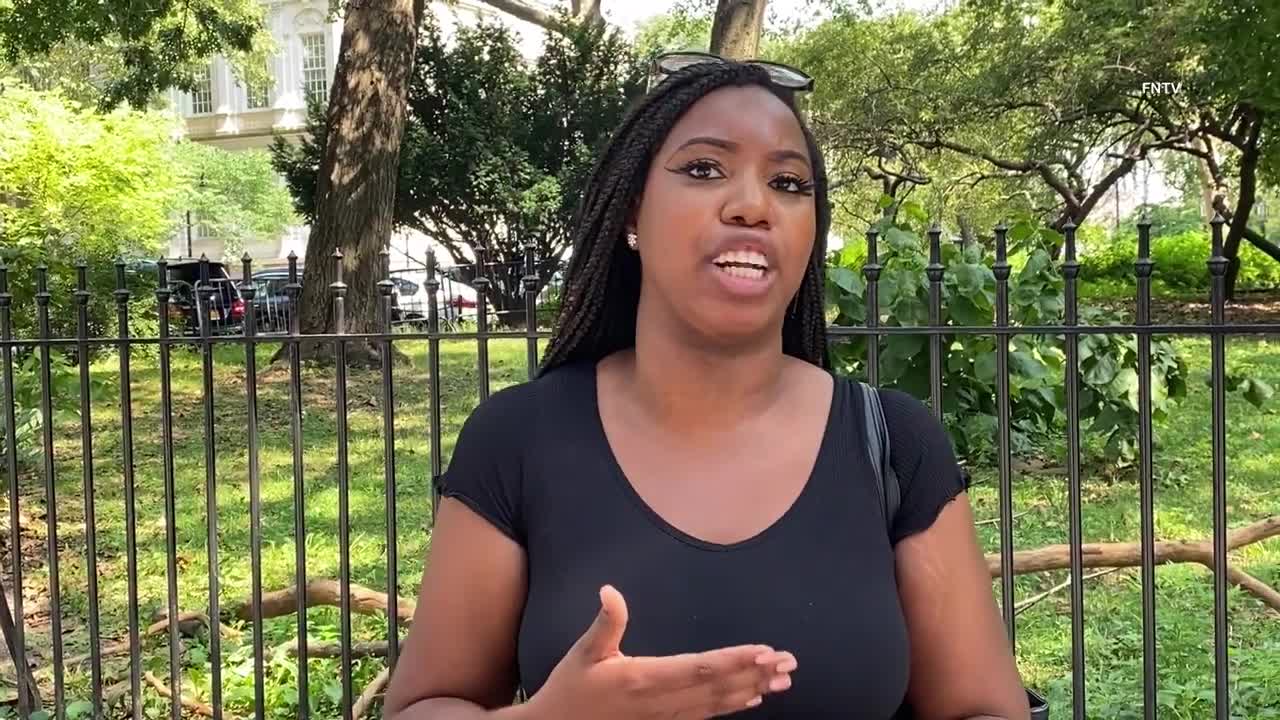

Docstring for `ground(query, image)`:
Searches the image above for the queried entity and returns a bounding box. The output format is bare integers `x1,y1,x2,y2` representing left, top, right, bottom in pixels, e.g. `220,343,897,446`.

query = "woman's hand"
525,585,796,720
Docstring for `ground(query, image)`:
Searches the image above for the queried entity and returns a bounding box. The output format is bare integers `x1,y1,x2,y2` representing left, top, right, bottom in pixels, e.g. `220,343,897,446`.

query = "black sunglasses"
647,51,815,93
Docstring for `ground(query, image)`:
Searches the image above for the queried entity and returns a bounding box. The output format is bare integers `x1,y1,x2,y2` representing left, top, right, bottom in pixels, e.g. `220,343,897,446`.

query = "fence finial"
75,261,90,306
114,258,129,304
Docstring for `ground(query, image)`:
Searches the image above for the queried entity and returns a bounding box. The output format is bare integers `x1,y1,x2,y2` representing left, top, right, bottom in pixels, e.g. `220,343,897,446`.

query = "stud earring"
626,232,638,250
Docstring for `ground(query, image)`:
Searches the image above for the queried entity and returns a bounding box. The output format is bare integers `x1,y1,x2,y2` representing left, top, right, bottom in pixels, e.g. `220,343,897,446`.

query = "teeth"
718,264,765,280
714,249,768,269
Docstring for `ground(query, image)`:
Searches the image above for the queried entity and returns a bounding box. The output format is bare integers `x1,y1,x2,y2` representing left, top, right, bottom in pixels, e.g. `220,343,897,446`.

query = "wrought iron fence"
0,214,1271,720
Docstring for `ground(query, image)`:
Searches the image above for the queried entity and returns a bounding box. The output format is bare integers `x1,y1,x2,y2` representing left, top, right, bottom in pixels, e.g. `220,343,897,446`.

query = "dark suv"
165,259,245,336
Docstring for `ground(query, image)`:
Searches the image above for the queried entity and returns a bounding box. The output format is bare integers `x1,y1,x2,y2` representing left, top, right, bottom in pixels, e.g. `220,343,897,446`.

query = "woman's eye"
681,160,724,180
773,175,814,195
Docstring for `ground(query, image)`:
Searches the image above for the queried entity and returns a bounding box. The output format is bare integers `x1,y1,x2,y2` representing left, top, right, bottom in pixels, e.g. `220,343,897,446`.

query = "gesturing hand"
526,585,797,719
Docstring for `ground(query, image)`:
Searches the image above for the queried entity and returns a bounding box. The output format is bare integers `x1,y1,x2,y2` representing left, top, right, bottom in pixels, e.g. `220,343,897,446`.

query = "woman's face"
632,84,817,348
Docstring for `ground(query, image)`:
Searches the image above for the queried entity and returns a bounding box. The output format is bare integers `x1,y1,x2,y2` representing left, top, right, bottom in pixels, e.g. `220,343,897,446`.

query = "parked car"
164,259,245,336
245,268,296,333
245,268,463,331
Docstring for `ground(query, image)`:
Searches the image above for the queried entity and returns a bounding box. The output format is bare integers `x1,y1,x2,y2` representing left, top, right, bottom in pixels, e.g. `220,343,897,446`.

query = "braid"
540,60,832,375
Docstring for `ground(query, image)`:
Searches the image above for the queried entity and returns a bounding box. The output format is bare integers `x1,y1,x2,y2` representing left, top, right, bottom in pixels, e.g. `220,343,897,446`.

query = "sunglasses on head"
647,51,816,93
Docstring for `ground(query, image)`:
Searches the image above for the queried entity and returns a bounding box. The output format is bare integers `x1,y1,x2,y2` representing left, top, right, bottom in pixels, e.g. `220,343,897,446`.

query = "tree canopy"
0,0,272,110
273,8,646,316
775,0,1278,293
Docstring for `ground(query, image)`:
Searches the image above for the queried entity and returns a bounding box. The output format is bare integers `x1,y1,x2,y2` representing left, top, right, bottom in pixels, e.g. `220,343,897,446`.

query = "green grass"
1,334,1278,718
967,337,1280,719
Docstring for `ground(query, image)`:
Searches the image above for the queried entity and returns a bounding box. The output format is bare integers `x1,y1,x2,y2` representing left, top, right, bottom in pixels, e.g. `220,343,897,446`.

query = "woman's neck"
618,309,791,438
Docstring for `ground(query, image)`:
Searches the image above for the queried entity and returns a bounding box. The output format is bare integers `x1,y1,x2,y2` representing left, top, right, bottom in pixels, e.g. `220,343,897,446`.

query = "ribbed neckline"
585,360,845,552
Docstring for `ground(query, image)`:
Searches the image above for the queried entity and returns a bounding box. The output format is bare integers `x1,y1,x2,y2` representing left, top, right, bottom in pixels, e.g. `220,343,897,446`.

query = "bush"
1080,227,1280,297
825,205,1191,463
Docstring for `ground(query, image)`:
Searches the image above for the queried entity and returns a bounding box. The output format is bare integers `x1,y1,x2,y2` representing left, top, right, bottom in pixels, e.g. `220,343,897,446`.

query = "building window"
191,65,214,115
246,67,272,109
301,33,328,105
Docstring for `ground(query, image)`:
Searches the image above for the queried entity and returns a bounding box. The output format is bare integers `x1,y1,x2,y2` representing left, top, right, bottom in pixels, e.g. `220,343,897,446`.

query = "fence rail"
0,215,1264,719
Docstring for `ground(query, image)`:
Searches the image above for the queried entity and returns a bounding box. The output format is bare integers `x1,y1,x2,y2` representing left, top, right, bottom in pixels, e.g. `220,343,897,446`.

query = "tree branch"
984,515,1280,614
354,667,393,719
476,0,601,31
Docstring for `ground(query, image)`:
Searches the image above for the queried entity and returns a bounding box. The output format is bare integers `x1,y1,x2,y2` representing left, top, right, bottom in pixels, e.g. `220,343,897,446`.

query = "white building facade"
166,0,546,272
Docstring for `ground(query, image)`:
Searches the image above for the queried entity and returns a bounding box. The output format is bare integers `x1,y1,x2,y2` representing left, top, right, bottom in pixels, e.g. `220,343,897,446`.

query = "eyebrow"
674,136,811,168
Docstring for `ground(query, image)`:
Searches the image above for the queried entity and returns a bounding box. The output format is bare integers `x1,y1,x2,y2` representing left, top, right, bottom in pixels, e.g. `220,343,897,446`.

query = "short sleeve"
877,389,970,545
436,382,537,546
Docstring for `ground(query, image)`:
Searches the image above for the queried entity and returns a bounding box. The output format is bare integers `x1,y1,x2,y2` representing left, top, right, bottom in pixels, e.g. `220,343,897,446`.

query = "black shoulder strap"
858,381,900,534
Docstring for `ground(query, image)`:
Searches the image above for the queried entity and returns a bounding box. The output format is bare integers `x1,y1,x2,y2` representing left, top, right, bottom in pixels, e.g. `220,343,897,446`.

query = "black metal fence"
0,215,1271,720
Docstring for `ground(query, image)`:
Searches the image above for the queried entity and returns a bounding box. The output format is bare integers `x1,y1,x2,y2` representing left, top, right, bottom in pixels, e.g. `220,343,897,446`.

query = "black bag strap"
858,381,900,534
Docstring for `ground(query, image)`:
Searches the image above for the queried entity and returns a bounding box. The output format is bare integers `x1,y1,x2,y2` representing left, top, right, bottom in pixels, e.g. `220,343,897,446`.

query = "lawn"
0,329,1277,719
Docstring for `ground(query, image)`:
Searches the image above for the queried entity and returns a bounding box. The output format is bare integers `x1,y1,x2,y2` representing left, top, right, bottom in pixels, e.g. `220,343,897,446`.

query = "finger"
754,650,798,674
660,662,792,719
572,585,628,661
630,644,773,691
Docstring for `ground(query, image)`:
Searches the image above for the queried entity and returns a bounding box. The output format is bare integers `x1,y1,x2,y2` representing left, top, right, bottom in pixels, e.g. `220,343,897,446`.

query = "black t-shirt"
438,359,969,718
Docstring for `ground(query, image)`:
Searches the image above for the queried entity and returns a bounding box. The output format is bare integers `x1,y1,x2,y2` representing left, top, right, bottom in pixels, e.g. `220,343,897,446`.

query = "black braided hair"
539,60,832,376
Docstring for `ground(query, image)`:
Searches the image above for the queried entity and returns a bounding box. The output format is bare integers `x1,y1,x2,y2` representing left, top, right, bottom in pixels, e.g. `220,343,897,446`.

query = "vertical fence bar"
331,250,355,720
378,249,401,669
34,266,66,717
523,242,539,379
1208,213,1230,720
114,261,142,720
241,254,267,720
154,259,183,720
926,222,944,419
1135,215,1158,719
0,264,38,718
863,228,881,385
992,223,1016,646
285,252,310,720
74,263,105,714
1061,221,1086,719
426,251,443,523
198,255,224,717
474,247,491,401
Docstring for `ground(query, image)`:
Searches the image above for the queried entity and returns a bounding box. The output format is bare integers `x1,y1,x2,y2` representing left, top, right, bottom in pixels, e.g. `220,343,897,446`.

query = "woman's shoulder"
459,358,595,438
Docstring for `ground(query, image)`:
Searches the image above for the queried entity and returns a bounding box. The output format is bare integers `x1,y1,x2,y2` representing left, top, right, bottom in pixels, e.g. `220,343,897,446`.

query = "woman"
384,55,1029,719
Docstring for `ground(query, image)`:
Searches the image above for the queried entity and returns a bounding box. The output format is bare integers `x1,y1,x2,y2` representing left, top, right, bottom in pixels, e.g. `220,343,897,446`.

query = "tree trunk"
1220,112,1264,299
289,0,423,367
710,0,767,59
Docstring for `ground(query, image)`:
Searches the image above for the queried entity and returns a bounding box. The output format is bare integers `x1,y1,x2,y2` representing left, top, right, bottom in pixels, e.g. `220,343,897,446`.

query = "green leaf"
976,352,997,384
828,267,858,293
324,681,344,705
884,227,920,254
900,200,929,227
1110,368,1140,411
1085,353,1119,386
1243,378,1275,408
949,295,991,326
953,264,987,296
877,193,895,209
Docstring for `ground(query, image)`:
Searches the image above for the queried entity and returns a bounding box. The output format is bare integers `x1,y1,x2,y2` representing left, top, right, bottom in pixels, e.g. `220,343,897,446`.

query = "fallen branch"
1014,567,1127,616
229,579,414,626
353,666,393,719
144,671,229,719
277,638,389,660
985,515,1280,613
63,612,239,669
976,510,1030,527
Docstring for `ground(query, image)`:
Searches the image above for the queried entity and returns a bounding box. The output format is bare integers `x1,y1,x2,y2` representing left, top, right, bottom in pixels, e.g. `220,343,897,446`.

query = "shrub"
825,205,1192,463
1080,227,1280,297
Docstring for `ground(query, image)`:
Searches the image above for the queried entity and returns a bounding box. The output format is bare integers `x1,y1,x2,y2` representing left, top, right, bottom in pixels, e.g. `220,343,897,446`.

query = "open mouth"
712,250,769,280
714,262,768,280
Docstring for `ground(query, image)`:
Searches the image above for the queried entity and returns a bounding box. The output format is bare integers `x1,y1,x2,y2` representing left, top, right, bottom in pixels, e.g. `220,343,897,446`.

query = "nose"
720,176,772,229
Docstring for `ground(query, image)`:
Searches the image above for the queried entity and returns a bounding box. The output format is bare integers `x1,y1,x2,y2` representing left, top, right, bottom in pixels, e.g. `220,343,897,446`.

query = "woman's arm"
894,493,1030,720
383,497,530,719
